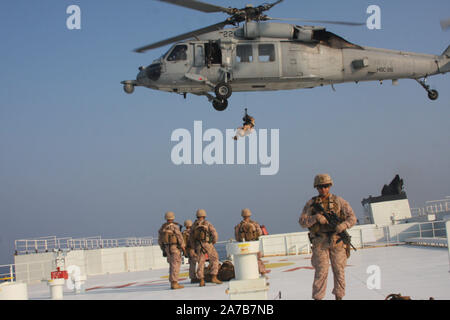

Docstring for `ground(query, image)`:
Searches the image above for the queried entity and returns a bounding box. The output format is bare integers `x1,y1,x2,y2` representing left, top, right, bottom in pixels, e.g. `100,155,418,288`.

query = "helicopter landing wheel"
214,82,232,100
212,99,228,111
427,89,438,101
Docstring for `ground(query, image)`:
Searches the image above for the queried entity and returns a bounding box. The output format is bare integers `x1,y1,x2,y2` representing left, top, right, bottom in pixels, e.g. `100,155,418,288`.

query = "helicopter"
121,0,450,111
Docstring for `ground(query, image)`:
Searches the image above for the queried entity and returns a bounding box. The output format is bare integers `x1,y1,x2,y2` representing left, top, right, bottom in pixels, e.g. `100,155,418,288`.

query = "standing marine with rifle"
299,174,357,300
189,209,222,287
158,211,186,290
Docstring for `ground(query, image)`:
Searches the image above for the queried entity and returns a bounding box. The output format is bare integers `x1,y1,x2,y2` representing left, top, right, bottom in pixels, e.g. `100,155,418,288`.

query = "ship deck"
26,245,450,300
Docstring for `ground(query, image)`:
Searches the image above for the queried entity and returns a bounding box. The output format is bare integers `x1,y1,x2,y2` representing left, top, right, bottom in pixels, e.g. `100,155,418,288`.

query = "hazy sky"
1,0,449,264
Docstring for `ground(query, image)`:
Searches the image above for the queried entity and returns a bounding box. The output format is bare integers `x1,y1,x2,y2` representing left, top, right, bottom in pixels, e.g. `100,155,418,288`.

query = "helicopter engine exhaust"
238,22,319,42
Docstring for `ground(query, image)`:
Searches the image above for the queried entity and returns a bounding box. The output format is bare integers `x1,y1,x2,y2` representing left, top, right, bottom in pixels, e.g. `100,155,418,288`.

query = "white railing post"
284,236,288,255
9,265,13,282
260,237,265,257
360,228,364,249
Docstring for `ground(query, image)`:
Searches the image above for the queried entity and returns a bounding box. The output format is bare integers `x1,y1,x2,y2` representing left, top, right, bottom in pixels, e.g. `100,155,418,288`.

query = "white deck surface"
26,245,450,300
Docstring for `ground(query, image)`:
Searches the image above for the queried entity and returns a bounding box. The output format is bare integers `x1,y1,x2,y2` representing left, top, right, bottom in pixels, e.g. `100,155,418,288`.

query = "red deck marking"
85,278,189,291
85,286,105,291
283,266,314,272
136,278,188,287
113,282,138,289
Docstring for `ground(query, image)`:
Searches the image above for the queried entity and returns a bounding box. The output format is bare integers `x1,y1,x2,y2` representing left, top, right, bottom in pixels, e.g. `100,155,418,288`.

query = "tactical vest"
238,220,259,242
161,223,179,246
193,223,211,243
310,195,346,235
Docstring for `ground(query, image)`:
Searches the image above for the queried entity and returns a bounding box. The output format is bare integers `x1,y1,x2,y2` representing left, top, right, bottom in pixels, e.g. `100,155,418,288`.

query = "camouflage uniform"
299,194,356,300
182,227,197,281
233,109,255,140
234,219,267,275
158,221,185,285
190,219,220,281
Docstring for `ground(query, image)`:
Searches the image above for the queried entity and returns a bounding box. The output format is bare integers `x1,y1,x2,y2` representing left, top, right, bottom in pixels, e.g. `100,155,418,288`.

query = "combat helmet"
184,220,193,227
196,209,207,218
165,211,175,221
241,208,252,217
314,174,333,188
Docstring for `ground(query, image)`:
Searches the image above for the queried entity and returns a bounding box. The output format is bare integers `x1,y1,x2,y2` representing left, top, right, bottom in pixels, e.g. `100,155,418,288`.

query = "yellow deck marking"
264,262,294,269
160,272,189,279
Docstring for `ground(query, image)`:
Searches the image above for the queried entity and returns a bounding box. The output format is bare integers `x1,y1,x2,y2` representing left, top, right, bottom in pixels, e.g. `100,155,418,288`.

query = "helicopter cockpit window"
167,45,188,62
236,45,253,63
258,44,275,62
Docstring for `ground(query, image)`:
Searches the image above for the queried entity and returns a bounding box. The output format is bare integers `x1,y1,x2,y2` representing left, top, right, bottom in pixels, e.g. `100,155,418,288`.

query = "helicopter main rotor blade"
266,17,365,26
134,20,230,53
157,0,233,14
441,18,450,31
261,0,284,11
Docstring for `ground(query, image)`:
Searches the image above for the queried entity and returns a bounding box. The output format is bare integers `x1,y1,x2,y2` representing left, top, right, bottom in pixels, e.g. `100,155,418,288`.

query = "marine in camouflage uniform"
299,174,356,300
189,209,222,286
182,219,199,283
233,108,255,140
158,211,186,290
234,208,268,275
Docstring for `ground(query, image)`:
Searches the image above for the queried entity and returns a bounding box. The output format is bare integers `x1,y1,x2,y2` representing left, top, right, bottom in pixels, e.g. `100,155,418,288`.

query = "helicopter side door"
232,42,280,81
192,41,223,84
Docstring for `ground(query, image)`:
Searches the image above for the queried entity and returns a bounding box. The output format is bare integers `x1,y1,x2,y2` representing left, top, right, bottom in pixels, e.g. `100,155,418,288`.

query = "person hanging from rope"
233,108,255,140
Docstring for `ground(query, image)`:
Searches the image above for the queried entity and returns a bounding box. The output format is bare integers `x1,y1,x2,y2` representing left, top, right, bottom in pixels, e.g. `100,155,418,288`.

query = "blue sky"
0,0,449,264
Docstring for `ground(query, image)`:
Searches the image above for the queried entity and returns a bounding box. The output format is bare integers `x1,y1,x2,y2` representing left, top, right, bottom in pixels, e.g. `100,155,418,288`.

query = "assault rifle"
311,202,357,252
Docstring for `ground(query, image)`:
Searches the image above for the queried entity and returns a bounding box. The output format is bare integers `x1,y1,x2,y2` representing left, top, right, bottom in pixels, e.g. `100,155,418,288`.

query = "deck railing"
14,236,154,255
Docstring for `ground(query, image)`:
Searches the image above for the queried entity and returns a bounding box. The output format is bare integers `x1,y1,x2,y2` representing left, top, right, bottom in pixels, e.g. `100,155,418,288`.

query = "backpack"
238,221,259,241
218,260,235,281
161,223,179,245
193,223,211,243
204,260,235,282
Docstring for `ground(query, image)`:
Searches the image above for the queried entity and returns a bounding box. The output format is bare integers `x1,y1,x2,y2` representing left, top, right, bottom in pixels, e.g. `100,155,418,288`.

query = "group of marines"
158,173,357,300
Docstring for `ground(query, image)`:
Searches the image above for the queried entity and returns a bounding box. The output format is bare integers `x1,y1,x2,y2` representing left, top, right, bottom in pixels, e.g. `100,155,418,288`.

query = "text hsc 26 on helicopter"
121,0,450,111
